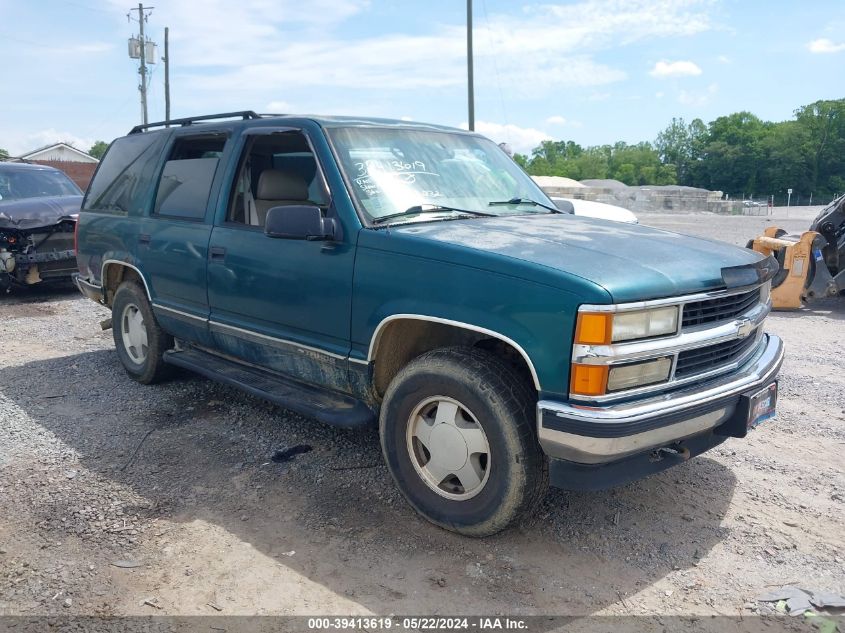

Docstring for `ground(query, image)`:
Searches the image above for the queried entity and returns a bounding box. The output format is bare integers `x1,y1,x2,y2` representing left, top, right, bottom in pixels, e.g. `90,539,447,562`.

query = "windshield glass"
327,126,554,223
0,169,83,201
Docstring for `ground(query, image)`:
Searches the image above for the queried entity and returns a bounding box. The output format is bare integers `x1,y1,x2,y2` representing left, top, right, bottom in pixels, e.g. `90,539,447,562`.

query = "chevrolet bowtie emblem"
736,319,754,338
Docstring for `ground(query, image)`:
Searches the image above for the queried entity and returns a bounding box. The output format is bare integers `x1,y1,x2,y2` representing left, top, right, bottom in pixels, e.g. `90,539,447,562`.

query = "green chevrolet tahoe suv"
74,111,783,536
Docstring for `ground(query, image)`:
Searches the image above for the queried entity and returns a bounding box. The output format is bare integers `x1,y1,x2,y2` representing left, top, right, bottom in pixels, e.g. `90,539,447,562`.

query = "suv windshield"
328,126,554,224
0,168,82,201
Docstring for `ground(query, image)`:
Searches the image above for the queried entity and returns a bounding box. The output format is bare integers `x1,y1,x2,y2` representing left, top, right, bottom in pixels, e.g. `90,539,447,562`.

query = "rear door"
138,130,231,346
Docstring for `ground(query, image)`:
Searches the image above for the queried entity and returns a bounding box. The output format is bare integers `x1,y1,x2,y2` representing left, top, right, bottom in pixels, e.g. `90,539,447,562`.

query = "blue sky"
1,0,843,156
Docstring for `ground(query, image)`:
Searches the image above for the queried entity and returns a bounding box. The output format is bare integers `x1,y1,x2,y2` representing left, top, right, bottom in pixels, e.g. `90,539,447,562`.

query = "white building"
17,142,99,164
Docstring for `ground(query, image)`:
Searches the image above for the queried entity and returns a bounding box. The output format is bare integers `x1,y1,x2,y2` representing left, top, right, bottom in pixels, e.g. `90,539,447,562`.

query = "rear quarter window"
83,133,166,215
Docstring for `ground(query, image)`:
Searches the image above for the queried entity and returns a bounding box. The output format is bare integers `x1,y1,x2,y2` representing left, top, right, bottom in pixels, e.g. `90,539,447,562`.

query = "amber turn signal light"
575,312,612,345
570,363,608,396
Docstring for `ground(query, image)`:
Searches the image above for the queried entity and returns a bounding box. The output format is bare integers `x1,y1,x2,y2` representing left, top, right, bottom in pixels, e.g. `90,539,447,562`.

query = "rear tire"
112,281,173,384
379,347,548,536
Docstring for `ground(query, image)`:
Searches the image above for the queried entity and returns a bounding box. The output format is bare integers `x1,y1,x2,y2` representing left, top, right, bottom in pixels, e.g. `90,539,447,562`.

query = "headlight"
760,280,771,305
575,306,679,345
571,356,672,396
607,357,672,391
612,306,678,342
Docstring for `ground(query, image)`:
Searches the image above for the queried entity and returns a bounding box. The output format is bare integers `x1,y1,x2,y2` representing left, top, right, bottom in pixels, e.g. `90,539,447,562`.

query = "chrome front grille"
674,332,760,379
572,282,771,404
682,288,760,327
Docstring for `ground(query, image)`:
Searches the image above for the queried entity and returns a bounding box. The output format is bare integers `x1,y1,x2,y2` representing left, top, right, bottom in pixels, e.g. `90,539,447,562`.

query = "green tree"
606,142,676,185
655,117,706,184
519,97,845,197
794,99,845,199
0,147,8,161
696,112,767,194
88,140,109,160
757,121,812,198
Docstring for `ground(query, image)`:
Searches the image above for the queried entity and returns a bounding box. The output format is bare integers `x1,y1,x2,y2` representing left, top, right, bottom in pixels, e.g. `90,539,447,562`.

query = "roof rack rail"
129,111,262,134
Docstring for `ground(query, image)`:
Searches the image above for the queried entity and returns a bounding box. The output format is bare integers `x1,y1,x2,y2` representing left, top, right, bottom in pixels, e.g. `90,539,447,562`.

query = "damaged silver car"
0,163,81,292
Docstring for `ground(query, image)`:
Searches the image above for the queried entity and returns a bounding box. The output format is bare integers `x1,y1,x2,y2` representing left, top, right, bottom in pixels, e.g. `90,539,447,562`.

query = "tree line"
514,98,845,203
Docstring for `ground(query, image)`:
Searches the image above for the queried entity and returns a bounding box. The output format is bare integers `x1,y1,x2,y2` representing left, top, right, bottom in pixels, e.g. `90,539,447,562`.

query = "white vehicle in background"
550,196,638,224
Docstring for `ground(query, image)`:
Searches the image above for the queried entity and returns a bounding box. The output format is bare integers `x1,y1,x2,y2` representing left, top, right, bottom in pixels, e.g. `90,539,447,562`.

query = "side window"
83,133,165,215
226,131,328,227
153,135,227,220
0,173,10,200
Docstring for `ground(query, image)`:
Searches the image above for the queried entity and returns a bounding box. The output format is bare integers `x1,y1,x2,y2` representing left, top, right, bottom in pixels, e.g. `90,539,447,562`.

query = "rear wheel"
112,281,173,384
380,347,548,536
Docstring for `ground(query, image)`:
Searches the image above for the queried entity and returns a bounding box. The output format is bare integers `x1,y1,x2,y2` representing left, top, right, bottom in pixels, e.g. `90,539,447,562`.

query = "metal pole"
138,3,148,126
466,0,474,131
164,26,170,123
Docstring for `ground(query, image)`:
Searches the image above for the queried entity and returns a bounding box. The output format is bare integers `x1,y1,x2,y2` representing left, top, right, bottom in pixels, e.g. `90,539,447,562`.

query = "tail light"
73,217,80,256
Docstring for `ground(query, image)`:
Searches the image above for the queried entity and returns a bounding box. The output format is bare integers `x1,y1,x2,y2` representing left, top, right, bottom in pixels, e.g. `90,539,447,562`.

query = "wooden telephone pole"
467,0,475,131
164,26,170,123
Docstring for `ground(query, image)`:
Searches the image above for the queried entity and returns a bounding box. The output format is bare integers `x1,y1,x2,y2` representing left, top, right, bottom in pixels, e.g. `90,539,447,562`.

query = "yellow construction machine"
747,194,845,310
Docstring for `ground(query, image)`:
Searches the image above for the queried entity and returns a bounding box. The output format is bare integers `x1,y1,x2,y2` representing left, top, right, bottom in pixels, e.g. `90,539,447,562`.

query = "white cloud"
655,91,665,98
265,101,294,112
3,0,718,151
400,116,414,121
649,60,702,78
678,82,719,106
5,129,96,157
807,38,845,54
546,115,567,125
121,0,713,96
717,54,731,64
460,121,552,155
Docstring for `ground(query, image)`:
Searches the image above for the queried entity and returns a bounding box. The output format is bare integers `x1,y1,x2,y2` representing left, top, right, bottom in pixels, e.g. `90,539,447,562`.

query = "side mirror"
551,198,575,214
264,205,336,241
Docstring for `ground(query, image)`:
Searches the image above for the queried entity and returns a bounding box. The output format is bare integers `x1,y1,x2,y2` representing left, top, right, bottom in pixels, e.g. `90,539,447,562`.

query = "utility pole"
163,26,170,123
136,3,149,125
127,4,155,126
466,0,475,131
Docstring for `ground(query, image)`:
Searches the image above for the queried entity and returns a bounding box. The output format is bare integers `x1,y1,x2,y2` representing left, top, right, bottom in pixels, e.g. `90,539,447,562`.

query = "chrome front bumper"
538,333,784,464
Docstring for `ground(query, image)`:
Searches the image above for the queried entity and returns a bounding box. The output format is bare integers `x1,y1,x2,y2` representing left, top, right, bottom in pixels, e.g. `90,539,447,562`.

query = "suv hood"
390,214,764,302
0,195,82,230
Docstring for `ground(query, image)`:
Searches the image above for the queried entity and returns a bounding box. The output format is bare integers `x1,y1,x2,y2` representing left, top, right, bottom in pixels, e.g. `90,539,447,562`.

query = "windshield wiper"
488,197,561,213
371,204,497,225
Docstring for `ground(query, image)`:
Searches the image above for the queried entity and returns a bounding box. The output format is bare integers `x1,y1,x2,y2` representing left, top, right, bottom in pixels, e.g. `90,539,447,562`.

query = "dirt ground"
0,212,842,621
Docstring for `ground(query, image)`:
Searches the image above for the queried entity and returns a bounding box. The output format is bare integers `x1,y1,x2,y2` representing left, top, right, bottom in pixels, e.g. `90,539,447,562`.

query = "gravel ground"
0,213,843,621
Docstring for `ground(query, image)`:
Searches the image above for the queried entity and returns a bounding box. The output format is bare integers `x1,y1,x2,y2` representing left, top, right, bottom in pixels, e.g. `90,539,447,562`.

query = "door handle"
138,234,151,244
209,245,226,261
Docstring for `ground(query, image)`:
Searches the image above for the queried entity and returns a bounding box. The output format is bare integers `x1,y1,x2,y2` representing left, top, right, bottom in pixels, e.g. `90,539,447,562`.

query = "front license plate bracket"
714,380,778,439
747,381,778,430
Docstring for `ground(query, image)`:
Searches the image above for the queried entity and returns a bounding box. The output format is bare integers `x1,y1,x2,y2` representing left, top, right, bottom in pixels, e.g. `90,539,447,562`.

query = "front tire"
112,281,173,384
380,347,548,536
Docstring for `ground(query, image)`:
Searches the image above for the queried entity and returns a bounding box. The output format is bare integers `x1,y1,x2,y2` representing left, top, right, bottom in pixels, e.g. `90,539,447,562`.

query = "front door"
206,128,355,392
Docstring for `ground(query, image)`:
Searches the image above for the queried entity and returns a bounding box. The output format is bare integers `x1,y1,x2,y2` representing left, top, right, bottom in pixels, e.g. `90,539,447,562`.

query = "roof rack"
129,111,262,134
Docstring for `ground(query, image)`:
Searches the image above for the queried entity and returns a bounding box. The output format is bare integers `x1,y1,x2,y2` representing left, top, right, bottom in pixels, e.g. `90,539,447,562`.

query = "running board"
163,347,375,428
